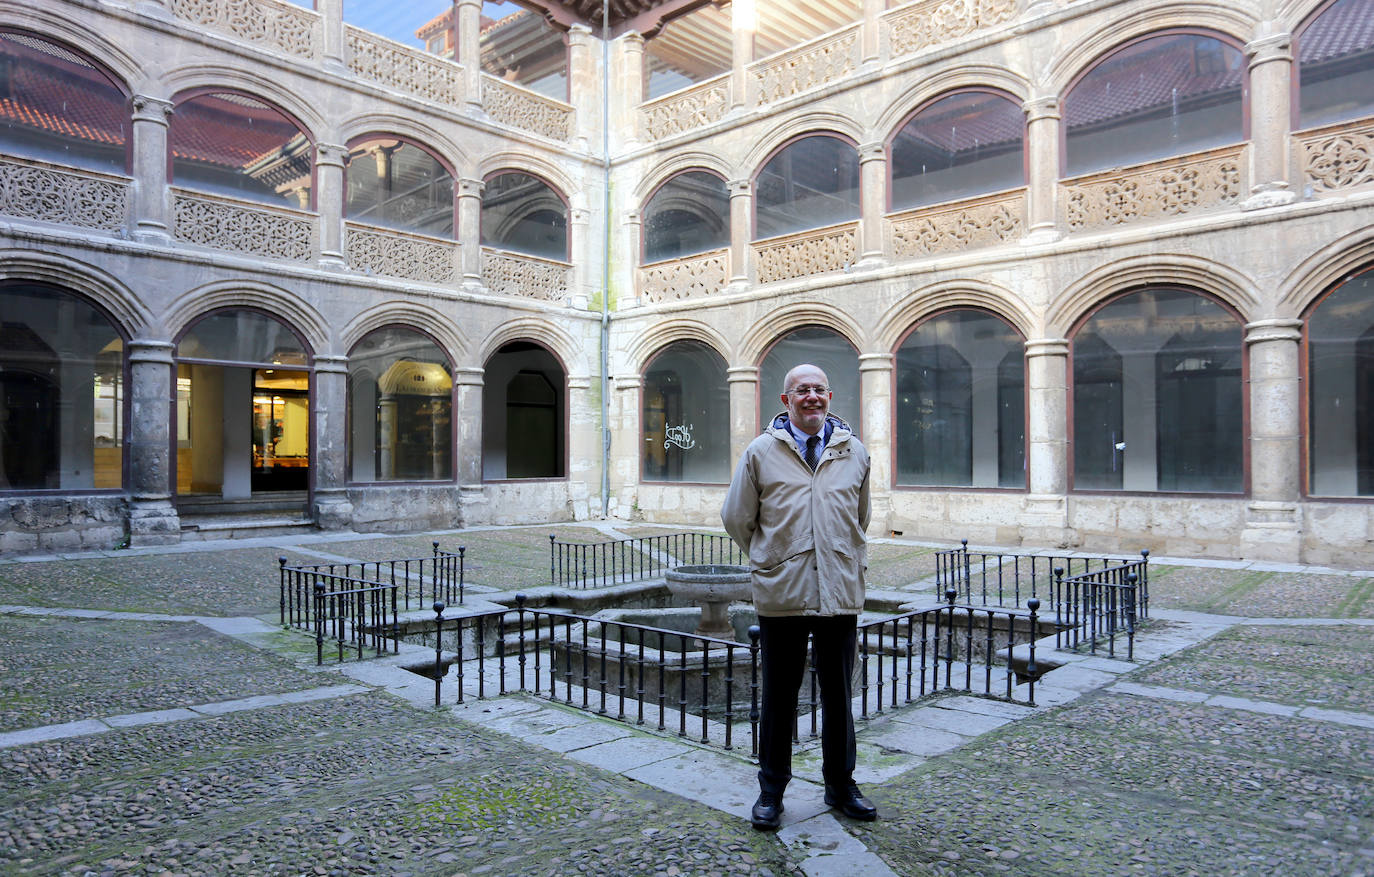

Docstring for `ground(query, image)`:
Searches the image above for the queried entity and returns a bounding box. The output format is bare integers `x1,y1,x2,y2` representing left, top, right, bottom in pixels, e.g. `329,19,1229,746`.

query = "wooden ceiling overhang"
520,0,719,39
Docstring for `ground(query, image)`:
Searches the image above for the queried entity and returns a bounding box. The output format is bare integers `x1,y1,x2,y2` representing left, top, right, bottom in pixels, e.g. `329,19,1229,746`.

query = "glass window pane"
178,311,308,366
170,92,312,208
482,172,568,260
644,171,730,262
890,92,1025,210
0,31,127,173
1064,33,1244,177
1298,0,1374,128
0,284,124,490
347,138,455,237
343,1,455,52
481,2,567,100
482,341,565,479
1308,269,1374,496
1072,289,1243,493
758,327,860,435
755,135,860,239
644,4,732,100
349,327,453,482
755,0,861,60
895,311,1024,487
642,342,730,483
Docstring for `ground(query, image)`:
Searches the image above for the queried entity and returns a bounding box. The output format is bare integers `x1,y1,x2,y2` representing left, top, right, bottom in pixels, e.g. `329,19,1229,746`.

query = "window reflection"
170,92,312,208
754,0,861,59
482,341,565,479
349,327,453,482
643,171,730,262
644,4,732,100
758,326,860,433
481,1,568,100
755,135,860,239
642,342,730,483
482,171,568,260
1297,0,1374,129
347,138,455,237
890,91,1024,211
1307,269,1374,496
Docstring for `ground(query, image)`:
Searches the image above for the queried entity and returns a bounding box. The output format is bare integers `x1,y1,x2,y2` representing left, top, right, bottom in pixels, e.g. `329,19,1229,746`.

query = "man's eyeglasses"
786,385,830,397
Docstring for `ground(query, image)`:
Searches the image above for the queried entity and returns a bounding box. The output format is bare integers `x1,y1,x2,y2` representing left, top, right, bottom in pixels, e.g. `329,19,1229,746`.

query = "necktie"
805,435,821,471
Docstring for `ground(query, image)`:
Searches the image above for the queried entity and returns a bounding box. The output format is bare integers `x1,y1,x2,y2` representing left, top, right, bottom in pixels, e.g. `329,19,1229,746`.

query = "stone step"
179,513,315,542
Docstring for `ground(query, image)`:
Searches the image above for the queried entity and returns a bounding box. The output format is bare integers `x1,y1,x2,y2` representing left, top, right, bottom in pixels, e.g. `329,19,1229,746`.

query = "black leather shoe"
824,783,877,821
751,792,784,830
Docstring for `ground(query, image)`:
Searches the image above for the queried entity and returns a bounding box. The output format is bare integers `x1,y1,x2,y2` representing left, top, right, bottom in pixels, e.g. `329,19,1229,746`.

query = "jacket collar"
767,412,853,443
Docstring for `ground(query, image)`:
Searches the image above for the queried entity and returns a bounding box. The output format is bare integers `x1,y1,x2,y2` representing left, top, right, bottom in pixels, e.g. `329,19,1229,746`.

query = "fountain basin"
665,564,751,637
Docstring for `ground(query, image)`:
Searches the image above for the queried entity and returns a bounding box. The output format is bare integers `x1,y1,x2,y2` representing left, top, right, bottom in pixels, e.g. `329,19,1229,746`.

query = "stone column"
569,206,591,309
611,374,643,516
566,374,597,520
1240,319,1303,561
613,33,645,152
861,0,884,65
315,142,347,268
857,141,887,268
127,340,180,545
731,0,756,110
130,95,173,243
619,210,642,310
1023,96,1061,243
317,0,345,70
726,366,759,469
568,24,597,151
457,0,483,113
311,355,353,529
1243,30,1297,210
458,176,484,289
453,367,486,518
1022,338,1070,541
727,178,752,290
858,353,893,535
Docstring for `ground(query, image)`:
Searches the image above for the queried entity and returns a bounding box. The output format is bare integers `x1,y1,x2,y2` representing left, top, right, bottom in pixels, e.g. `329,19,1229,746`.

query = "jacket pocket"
752,552,810,614
828,544,866,612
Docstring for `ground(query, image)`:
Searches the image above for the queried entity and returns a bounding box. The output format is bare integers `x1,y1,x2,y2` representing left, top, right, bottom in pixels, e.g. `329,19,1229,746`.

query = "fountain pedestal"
664,564,751,638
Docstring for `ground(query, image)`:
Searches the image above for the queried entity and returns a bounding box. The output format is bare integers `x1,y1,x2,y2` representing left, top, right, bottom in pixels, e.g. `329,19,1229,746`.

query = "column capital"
1244,318,1303,345
728,178,751,196
1245,32,1293,65
315,142,349,167
458,177,486,198
313,354,349,374
619,31,645,52
858,352,894,371
572,207,592,224
1024,338,1070,358
453,366,485,386
614,374,643,391
568,22,594,45
727,366,759,383
1022,96,1060,121
131,94,174,125
127,339,176,364
456,0,481,9
623,209,641,226
858,142,886,163
567,375,593,391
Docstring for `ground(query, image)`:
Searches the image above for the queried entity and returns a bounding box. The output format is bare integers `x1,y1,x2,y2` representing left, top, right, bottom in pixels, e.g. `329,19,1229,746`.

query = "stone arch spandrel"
1279,0,1333,32
0,11,144,90
0,250,153,337
736,303,868,367
1279,227,1374,319
1047,254,1261,337
635,153,735,202
163,280,330,357
477,317,582,372
875,65,1032,142
476,152,579,203
340,302,469,364
624,320,733,374
742,112,866,175
163,65,327,137
876,280,1038,351
339,113,470,173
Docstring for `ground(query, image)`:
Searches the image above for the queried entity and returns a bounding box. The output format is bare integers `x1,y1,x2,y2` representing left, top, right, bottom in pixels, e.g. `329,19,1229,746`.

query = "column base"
853,254,887,271
128,498,181,546
1018,494,1077,548
133,227,172,245
313,493,354,530
1238,501,1302,563
1023,225,1061,245
725,278,752,295
1241,187,1297,211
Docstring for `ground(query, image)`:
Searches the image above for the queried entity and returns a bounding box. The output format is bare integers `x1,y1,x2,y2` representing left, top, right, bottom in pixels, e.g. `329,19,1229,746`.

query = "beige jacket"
721,413,871,617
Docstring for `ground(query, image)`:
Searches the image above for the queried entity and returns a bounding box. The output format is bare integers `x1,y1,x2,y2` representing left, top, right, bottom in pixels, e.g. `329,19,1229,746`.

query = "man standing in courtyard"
721,363,877,831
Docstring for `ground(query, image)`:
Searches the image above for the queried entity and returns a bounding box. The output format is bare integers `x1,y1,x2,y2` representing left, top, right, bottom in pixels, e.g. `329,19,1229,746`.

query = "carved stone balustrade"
0,157,130,232
884,0,1019,58
481,247,573,302
346,26,464,105
639,76,730,143
752,222,859,284
171,189,317,263
889,188,1025,259
753,26,859,106
170,0,318,59
639,249,729,303
345,222,459,284
1062,145,1247,233
482,76,573,142
1297,116,1374,195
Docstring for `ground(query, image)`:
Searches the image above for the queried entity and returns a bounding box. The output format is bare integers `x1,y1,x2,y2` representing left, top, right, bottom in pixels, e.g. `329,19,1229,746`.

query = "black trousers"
756,614,857,796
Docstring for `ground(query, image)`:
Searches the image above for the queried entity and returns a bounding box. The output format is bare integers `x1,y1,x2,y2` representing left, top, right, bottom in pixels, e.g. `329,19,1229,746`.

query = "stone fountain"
664,563,752,638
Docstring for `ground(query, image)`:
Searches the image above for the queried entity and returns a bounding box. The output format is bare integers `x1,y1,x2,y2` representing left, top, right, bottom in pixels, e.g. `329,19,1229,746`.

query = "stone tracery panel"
639,249,729,302
752,223,858,284
884,0,1018,58
889,189,1025,258
753,28,859,106
0,158,129,231
1062,146,1246,233
639,77,730,142
170,0,317,59
1299,118,1374,194
482,247,572,301
172,189,316,262
483,75,573,142
346,26,464,105
346,223,458,284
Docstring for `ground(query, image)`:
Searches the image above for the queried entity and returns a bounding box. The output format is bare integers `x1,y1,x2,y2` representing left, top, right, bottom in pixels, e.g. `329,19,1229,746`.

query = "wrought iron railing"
548,532,745,588
935,539,1149,609
312,579,399,664
280,542,465,627
1051,561,1149,661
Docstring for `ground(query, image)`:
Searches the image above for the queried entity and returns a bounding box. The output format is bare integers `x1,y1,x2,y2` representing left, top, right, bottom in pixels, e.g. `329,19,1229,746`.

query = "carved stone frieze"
1299,118,1374,193
346,26,463,105
890,189,1025,258
1063,146,1246,232
346,223,458,284
0,158,129,231
482,76,573,142
639,249,729,302
754,29,858,106
885,0,1018,58
170,0,317,59
640,78,729,142
753,223,858,284
482,247,572,301
172,190,315,262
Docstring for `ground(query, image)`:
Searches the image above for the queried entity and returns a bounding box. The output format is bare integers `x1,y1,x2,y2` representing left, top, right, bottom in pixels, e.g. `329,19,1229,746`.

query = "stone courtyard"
1,525,1372,876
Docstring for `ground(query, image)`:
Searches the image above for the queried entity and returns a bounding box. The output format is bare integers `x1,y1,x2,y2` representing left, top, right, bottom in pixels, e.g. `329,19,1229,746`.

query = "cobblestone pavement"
2,527,1372,876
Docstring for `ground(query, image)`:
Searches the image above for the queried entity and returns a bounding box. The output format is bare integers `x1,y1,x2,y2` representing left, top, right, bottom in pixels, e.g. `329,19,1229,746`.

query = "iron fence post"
433,601,445,707
1026,597,1039,706
279,556,288,626
314,582,325,666
748,624,760,759
516,594,528,691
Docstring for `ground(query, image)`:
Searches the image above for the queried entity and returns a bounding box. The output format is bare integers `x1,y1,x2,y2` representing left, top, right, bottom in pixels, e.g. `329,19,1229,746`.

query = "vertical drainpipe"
600,0,612,518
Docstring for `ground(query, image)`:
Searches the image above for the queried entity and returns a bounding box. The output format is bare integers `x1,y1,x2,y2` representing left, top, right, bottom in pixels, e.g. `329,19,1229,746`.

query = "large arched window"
755,135,860,239
0,31,128,173
349,327,453,483
643,171,730,263
1071,289,1243,493
481,172,568,261
643,4,732,100
895,310,1025,487
890,91,1025,211
0,283,125,491
170,91,313,208
346,137,454,237
758,327,861,433
1307,268,1374,496
1064,33,1245,177
1296,0,1374,129
482,341,565,479
642,341,730,483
